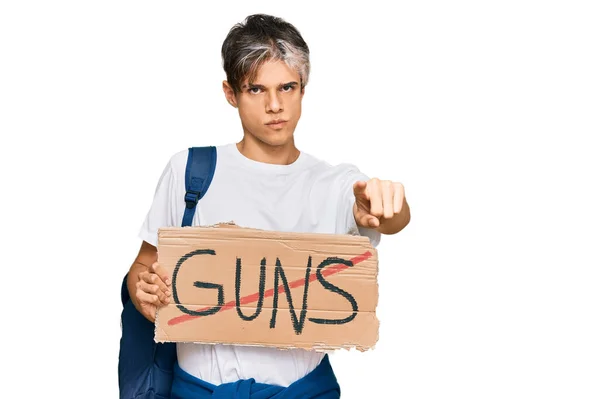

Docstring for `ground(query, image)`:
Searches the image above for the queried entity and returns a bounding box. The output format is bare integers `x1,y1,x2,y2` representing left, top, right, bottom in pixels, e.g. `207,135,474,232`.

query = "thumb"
356,212,380,228
366,215,380,228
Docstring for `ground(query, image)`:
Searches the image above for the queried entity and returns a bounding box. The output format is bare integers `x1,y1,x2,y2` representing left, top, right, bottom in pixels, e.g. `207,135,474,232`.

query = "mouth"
265,119,288,129
266,119,287,125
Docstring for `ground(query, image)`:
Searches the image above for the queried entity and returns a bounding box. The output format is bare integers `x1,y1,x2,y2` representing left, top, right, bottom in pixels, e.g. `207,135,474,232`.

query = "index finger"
151,261,172,287
353,181,369,198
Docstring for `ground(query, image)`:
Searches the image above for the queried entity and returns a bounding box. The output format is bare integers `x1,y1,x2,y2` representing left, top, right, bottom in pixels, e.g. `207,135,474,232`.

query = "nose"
266,91,283,113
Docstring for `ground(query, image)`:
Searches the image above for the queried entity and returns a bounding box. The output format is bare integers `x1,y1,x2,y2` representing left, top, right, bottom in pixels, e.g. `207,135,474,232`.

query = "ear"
222,80,238,108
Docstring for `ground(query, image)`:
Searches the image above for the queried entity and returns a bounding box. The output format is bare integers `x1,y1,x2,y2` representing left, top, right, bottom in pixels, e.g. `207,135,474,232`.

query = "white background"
1,1,599,398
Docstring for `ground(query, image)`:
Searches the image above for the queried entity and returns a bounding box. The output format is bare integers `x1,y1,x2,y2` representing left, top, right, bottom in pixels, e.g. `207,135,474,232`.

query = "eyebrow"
242,81,299,90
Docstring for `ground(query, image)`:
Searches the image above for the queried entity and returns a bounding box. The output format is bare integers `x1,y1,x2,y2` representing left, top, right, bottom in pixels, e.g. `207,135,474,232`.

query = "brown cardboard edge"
153,337,378,353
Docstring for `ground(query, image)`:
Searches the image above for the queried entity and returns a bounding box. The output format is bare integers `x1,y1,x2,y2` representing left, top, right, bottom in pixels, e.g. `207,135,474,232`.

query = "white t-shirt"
139,142,381,387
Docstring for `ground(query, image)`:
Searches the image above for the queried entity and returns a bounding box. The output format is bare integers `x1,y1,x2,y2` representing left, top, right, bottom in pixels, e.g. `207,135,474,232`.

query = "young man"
128,13,410,398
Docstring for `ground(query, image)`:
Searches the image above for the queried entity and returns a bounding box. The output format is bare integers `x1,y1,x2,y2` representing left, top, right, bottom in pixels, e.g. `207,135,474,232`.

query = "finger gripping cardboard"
154,223,379,351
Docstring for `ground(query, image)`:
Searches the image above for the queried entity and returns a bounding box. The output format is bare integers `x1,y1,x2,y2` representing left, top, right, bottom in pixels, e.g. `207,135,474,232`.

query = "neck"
236,135,300,165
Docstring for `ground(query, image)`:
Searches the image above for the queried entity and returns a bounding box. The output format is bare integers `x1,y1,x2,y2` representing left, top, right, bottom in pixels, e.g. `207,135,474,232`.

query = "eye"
281,84,294,92
248,87,261,94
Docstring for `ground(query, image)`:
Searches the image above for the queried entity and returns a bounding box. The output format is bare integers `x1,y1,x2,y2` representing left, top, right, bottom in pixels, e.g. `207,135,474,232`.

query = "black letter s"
308,257,358,325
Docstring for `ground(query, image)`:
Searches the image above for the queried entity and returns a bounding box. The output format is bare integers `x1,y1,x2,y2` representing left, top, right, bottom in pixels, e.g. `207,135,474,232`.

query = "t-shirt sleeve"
336,165,382,248
138,157,180,247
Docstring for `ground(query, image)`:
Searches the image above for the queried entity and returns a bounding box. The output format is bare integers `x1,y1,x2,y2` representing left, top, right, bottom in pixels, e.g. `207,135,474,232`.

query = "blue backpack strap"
118,146,217,399
182,146,217,227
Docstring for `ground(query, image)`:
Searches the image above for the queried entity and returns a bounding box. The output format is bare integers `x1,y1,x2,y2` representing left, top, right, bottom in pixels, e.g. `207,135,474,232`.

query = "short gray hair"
221,14,310,93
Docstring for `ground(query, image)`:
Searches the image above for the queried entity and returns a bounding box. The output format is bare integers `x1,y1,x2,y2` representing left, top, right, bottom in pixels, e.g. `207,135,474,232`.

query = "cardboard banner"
155,223,379,351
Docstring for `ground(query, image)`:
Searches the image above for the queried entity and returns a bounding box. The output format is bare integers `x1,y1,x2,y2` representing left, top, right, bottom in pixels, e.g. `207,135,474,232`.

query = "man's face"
225,59,304,147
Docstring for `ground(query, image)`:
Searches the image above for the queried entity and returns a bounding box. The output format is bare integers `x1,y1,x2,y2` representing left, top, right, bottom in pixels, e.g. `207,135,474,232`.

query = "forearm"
377,197,411,234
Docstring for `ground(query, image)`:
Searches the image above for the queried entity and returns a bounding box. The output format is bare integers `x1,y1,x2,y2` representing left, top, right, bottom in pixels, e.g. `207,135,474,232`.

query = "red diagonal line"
167,250,373,326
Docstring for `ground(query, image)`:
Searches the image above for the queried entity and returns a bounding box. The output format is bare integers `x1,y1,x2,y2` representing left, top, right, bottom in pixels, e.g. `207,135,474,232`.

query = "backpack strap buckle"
185,189,202,209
